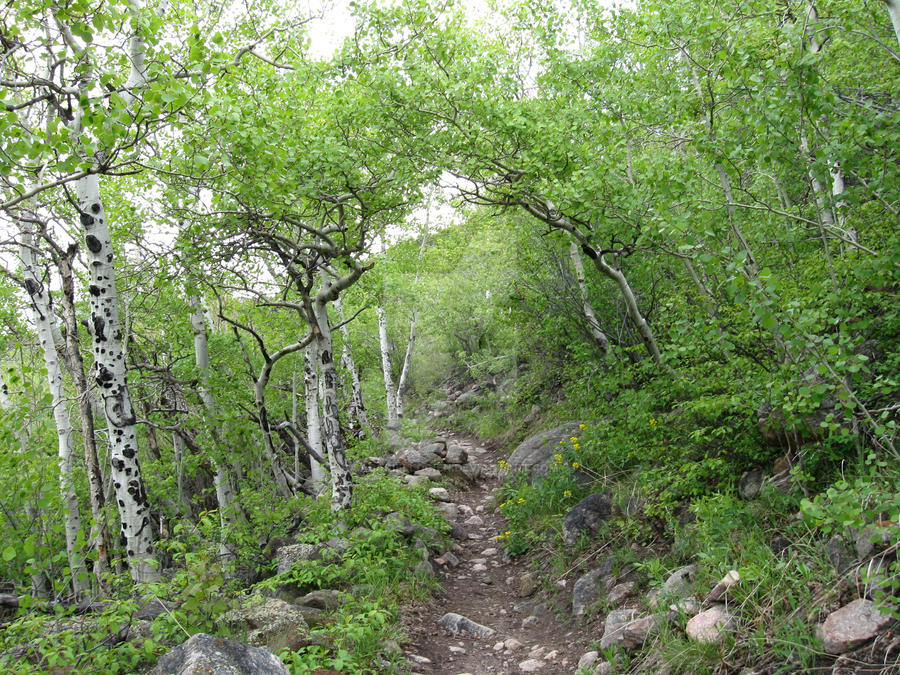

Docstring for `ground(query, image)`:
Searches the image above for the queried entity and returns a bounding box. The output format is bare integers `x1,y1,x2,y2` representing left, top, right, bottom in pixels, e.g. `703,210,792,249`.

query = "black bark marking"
122,447,135,459
85,234,102,252
321,350,332,365
581,244,598,260
80,213,95,227
90,203,101,214
111,458,125,471
93,315,106,340
89,285,101,296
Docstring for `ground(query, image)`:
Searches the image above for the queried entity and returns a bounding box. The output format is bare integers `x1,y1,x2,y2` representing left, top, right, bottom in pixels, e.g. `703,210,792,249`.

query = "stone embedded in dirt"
450,522,468,540
607,581,635,606
482,547,498,556
572,568,605,616
415,467,443,480
504,422,586,479
449,646,466,655
407,653,432,664
518,572,540,598
821,598,893,654
577,650,599,671
421,440,448,457
429,487,452,502
405,474,431,487
220,596,310,653
592,662,613,675
149,633,289,675
521,615,540,629
464,515,485,527
562,492,613,548
685,605,736,644
598,608,638,649
518,658,545,672
472,563,488,572
437,612,496,639
436,502,460,520
446,444,469,464
434,551,460,568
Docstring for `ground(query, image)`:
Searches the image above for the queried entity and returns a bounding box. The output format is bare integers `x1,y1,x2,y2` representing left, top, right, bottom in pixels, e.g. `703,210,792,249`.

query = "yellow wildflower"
649,418,658,427
563,490,572,498
554,453,563,465
517,497,525,504
579,424,586,430
574,443,580,451
572,461,580,469
570,436,578,442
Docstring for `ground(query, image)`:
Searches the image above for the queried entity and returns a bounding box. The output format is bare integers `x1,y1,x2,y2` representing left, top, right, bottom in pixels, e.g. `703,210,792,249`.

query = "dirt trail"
401,434,592,675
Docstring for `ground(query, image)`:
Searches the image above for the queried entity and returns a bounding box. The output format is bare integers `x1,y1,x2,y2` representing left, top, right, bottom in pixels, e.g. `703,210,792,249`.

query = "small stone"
429,487,451,502
686,605,735,644
446,444,468,464
436,502,460,520
518,658,544,672
821,598,893,654
607,581,635,606
544,650,558,659
404,474,430,487
577,651,599,671
504,638,523,650
482,547,498,556
464,515,485,527
522,615,539,629
493,641,505,651
407,653,432,664
449,646,466,655
738,468,764,499
704,570,740,605
472,563,488,572
518,572,539,598
438,612,496,639
414,467,443,480
593,663,613,675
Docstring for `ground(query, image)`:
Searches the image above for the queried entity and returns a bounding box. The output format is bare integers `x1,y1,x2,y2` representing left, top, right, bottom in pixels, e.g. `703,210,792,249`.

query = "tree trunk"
334,296,371,436
312,298,353,511
189,296,236,562
19,227,90,596
376,306,400,430
395,308,418,419
75,175,159,584
303,340,327,494
55,249,110,584
885,0,900,48
568,239,610,353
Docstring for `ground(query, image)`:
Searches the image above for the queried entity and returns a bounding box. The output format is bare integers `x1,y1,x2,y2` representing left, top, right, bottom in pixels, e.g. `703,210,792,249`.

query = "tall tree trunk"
75,175,159,584
54,248,110,584
18,228,90,596
303,340,327,494
376,306,400,430
568,239,610,353
312,298,353,511
189,296,236,562
0,381,50,597
395,308,418,420
333,296,371,436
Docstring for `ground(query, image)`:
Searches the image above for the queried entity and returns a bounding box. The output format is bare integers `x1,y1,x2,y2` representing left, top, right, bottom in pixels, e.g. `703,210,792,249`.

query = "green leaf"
2,545,15,561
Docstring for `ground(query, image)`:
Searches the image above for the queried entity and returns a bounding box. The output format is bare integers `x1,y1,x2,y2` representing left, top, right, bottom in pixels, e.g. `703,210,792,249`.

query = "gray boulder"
445,444,468,465
572,569,605,617
150,633,289,675
504,422,586,478
220,596,309,653
600,609,659,650
275,543,321,574
563,492,613,547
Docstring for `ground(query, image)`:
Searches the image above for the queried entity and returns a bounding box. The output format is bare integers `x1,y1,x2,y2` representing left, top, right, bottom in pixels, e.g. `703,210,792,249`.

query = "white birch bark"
189,295,236,562
0,382,49,597
395,308,418,420
75,175,159,583
19,228,90,596
568,239,610,353
333,296,371,435
376,306,400,430
312,298,352,511
304,340,327,494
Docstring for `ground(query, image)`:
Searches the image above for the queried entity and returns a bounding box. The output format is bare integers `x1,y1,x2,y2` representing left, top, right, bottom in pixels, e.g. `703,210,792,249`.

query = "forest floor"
400,433,593,675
